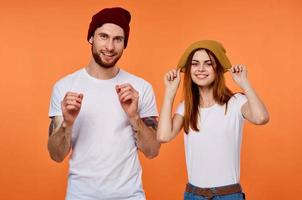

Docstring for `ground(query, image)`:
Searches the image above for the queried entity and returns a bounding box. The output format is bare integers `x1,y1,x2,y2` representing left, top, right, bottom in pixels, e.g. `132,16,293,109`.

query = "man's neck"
86,58,119,80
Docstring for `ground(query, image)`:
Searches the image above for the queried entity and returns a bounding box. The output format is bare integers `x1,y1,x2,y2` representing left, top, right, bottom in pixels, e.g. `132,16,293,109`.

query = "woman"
157,40,269,200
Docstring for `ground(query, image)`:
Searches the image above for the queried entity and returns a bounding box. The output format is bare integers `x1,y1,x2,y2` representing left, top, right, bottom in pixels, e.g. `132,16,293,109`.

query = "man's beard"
91,45,122,69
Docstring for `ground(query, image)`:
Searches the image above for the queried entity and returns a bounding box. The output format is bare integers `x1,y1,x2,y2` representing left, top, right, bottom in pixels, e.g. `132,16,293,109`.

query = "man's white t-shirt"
176,94,247,188
49,68,158,200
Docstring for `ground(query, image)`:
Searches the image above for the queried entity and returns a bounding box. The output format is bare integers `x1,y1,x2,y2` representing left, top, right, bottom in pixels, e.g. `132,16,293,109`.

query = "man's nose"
105,39,115,51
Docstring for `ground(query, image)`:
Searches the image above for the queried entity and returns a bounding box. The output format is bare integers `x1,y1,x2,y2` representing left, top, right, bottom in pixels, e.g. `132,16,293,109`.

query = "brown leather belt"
185,183,242,199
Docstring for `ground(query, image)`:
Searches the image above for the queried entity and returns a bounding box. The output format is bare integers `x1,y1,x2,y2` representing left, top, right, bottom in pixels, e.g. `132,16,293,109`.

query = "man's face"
90,23,125,68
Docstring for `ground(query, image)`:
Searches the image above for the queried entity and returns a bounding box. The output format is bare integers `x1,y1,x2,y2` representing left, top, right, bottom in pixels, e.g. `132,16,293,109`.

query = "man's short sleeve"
139,83,158,118
48,83,63,117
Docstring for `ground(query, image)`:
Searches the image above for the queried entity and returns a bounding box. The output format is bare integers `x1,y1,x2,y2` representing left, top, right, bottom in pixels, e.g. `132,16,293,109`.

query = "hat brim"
177,40,232,73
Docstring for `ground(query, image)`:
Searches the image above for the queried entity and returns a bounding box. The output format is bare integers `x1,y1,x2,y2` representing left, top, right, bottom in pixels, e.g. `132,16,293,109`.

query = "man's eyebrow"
114,36,125,39
98,32,108,36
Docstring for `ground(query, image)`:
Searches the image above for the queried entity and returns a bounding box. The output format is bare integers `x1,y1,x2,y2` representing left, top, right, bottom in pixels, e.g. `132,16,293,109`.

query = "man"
48,7,160,200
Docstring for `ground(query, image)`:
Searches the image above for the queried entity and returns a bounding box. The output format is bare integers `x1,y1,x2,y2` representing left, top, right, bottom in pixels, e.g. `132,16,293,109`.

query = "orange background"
0,0,301,199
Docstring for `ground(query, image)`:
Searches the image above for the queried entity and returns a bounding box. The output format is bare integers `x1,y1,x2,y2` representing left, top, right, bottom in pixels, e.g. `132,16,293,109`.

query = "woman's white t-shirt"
176,93,247,188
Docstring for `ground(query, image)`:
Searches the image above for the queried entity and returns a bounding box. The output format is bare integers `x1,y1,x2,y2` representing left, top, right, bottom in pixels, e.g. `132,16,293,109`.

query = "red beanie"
87,7,131,48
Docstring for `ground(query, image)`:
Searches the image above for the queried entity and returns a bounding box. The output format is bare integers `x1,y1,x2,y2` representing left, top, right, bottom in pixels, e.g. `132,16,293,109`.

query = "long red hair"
183,48,233,134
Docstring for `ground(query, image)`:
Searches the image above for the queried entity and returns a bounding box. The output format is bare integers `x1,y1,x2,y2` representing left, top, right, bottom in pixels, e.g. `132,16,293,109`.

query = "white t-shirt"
49,68,158,200
176,93,247,188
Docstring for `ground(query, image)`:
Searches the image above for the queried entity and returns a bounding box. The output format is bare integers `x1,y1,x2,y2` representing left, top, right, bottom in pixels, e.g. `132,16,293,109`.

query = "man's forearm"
129,116,160,159
48,118,72,162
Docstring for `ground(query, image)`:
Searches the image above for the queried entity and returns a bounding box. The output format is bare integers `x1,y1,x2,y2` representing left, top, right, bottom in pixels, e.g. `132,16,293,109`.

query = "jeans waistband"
185,182,243,199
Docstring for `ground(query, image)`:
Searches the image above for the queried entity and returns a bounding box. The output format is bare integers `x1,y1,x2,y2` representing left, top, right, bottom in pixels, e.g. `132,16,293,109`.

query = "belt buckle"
204,189,214,199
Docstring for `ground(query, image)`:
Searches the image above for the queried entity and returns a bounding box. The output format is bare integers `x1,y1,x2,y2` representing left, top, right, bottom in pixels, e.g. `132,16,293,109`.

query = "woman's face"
190,49,216,88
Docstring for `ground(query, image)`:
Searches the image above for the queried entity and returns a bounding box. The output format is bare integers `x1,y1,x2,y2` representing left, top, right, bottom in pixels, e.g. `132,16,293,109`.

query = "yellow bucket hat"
177,40,232,73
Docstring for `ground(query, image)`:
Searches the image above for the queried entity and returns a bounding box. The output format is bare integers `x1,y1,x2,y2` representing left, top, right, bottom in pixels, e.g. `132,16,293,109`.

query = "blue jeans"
184,183,245,200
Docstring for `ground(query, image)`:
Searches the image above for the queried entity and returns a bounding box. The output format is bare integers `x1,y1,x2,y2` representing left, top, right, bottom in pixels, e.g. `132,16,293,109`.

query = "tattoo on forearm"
48,119,55,136
142,117,158,130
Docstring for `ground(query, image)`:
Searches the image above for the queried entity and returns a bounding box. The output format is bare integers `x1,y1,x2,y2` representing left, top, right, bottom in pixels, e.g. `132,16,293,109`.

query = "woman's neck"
199,87,215,107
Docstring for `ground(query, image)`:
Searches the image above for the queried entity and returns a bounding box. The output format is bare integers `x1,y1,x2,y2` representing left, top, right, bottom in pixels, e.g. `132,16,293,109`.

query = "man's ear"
88,36,93,44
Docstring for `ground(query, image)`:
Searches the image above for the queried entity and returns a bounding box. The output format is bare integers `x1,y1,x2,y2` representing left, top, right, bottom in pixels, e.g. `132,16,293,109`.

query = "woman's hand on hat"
229,64,250,89
164,69,181,97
